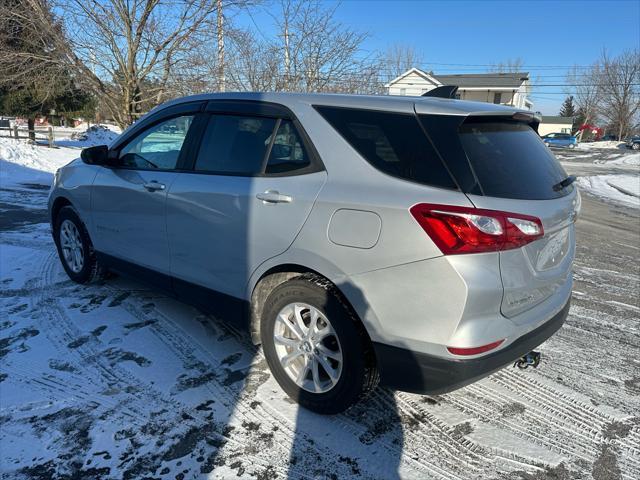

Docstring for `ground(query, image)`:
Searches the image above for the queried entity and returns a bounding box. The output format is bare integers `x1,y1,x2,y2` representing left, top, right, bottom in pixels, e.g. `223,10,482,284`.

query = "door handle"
256,190,292,204
143,181,166,192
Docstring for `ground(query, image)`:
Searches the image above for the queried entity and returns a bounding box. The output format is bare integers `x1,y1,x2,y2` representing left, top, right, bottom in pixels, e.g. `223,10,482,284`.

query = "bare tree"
597,49,640,140
566,65,601,140
0,0,251,128
270,0,379,93
491,57,525,73
383,44,422,80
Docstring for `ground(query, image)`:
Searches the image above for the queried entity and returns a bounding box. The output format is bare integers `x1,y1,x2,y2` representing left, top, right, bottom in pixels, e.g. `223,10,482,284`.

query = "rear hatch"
418,111,579,320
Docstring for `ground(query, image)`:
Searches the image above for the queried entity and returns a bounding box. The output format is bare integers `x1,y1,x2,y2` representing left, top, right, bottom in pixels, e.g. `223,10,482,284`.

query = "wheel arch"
50,196,73,224
248,262,373,347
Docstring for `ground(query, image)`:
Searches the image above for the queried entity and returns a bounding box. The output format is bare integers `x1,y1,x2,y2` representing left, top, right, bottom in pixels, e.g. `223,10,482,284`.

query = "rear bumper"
373,298,570,395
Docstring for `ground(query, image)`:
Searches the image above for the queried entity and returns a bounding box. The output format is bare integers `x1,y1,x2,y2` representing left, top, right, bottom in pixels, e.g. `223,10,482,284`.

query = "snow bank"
577,141,626,150
56,124,120,147
0,138,79,187
577,174,640,209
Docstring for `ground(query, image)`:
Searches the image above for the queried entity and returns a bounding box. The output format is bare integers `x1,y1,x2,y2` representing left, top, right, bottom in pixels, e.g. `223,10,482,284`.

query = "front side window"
265,120,310,174
195,115,277,174
119,115,194,170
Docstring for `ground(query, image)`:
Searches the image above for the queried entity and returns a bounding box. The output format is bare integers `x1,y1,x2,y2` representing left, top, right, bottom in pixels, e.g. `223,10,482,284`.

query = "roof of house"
541,116,573,124
432,72,530,88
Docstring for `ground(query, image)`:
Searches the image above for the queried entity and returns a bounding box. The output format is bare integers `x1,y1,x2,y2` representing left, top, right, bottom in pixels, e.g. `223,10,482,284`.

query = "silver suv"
49,93,579,413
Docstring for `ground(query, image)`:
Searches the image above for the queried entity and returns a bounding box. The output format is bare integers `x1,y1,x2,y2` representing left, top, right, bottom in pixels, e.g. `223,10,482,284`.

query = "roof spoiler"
464,111,542,133
422,85,458,99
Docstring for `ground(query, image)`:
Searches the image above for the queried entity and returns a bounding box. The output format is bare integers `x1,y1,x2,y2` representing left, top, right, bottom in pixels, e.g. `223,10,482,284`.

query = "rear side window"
459,122,569,200
314,106,457,190
195,115,277,175
265,120,310,174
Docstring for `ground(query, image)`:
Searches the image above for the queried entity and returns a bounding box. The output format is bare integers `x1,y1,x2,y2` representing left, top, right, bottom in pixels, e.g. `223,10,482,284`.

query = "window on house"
493,92,502,104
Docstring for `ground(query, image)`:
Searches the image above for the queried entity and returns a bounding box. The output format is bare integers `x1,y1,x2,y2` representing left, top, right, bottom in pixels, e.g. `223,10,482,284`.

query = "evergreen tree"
0,0,94,137
559,96,577,118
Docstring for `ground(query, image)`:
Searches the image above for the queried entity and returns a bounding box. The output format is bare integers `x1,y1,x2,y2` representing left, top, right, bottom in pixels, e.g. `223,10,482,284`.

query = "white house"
385,68,533,110
538,116,574,136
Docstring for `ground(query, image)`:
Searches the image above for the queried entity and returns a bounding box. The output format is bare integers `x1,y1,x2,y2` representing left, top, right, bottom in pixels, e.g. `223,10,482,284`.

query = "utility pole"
283,23,291,90
216,0,225,92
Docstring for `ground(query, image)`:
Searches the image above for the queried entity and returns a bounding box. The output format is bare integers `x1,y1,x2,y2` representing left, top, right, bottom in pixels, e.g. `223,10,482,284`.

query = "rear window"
314,106,457,190
459,122,570,200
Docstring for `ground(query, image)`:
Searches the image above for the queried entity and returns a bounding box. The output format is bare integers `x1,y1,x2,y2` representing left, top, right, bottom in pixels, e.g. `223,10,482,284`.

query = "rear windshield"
459,122,570,200
314,106,457,190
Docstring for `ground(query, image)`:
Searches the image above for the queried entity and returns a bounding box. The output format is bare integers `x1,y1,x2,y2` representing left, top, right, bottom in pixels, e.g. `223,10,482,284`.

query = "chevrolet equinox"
49,93,579,414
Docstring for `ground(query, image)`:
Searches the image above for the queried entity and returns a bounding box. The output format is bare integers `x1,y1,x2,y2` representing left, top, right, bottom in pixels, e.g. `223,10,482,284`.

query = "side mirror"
80,145,110,165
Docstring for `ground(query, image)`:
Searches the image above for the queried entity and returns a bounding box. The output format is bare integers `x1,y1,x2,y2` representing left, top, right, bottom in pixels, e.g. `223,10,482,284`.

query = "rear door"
455,120,579,320
166,102,326,299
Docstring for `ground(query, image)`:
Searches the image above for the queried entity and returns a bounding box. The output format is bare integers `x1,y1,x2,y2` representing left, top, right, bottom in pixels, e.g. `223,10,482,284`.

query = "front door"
90,114,197,276
166,112,326,299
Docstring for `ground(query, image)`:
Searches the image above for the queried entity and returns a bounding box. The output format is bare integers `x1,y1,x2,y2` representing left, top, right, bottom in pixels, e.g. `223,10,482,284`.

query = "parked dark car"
626,136,640,150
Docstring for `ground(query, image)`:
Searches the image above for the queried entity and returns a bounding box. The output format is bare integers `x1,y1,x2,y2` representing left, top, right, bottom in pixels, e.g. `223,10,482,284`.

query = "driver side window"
119,115,194,170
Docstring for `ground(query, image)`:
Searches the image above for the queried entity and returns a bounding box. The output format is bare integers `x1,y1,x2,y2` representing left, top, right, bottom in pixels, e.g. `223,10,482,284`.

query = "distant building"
385,68,532,110
538,116,574,136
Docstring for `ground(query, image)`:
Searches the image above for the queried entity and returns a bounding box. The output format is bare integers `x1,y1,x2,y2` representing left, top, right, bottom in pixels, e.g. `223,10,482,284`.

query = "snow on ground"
1,141,639,479
577,175,640,209
0,138,80,187
55,125,121,148
603,153,640,167
577,140,627,150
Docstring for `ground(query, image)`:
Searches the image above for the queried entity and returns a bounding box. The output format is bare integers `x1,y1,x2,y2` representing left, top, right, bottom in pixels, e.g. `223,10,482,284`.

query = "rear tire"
260,273,378,414
568,143,575,149
53,206,106,284
544,142,550,147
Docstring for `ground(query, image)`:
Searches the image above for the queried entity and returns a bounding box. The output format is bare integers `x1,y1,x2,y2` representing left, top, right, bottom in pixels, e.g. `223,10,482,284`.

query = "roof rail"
422,85,458,99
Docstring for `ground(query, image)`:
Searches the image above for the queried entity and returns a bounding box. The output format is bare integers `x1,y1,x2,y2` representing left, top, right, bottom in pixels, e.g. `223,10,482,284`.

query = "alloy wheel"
273,303,343,393
59,219,84,273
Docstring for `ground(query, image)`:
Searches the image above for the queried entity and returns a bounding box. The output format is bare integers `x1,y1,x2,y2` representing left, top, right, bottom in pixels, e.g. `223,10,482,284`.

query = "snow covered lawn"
1,139,639,479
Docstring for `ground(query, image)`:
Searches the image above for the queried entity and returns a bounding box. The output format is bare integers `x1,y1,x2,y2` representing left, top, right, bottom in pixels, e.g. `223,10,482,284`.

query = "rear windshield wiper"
553,175,576,191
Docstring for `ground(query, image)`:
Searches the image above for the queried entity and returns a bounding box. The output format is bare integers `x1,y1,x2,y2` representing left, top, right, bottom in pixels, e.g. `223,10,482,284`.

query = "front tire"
632,143,640,150
53,206,105,284
261,274,378,414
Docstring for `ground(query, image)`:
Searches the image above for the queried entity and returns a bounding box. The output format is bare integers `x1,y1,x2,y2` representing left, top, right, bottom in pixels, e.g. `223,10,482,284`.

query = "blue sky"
234,0,640,115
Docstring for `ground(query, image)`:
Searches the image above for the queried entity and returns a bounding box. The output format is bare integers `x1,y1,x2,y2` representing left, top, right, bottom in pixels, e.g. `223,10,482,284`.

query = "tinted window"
315,106,457,190
459,122,569,200
265,120,310,174
119,115,194,170
195,115,277,174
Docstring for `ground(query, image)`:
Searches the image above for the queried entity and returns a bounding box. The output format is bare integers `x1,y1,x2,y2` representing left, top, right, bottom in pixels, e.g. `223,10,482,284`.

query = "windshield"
459,121,571,200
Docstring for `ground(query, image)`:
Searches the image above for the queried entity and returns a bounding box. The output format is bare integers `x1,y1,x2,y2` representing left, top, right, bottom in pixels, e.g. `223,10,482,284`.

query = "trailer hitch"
514,351,541,369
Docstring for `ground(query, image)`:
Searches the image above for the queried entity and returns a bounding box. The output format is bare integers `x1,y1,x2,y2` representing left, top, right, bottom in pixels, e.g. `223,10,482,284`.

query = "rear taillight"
410,203,543,255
